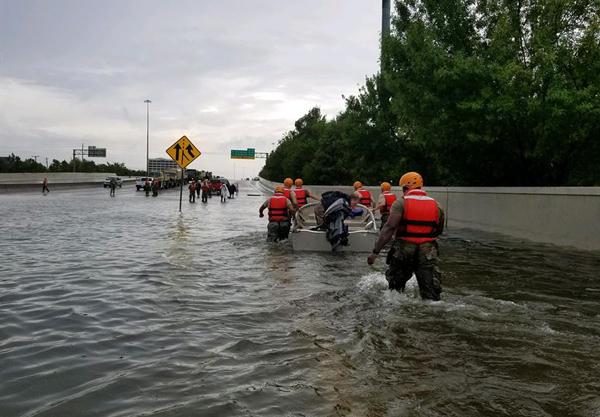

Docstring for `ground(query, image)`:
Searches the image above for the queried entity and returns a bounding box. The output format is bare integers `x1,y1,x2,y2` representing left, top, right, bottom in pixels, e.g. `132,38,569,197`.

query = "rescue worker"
259,186,295,242
282,177,298,209
188,180,196,203
352,181,373,208
293,178,320,208
201,180,210,203
374,182,397,226
367,172,445,301
196,178,201,199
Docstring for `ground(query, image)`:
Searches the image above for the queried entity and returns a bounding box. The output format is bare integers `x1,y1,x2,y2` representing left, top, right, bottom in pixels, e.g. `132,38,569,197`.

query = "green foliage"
1,153,145,176
261,0,600,186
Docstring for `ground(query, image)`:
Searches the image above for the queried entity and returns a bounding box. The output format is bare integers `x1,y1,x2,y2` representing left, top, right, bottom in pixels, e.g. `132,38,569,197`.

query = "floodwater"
1,183,599,417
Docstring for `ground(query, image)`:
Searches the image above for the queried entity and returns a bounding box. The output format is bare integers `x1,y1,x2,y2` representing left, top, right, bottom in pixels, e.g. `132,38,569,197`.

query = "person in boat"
367,172,445,301
259,186,295,242
348,193,365,219
315,191,352,249
374,181,397,226
352,181,374,208
282,177,298,209
293,178,320,208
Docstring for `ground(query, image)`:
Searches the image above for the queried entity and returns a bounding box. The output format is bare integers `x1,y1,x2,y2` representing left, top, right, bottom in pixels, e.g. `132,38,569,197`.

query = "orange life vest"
294,187,308,207
397,189,440,244
380,191,397,214
357,189,372,206
268,193,289,222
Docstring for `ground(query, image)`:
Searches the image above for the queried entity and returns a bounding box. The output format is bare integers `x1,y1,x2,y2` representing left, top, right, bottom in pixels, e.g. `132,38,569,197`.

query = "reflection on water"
0,184,599,417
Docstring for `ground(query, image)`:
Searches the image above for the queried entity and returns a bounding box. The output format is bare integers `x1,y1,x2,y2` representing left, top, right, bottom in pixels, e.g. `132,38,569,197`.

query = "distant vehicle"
103,176,122,188
253,177,259,181
210,178,230,195
135,177,153,191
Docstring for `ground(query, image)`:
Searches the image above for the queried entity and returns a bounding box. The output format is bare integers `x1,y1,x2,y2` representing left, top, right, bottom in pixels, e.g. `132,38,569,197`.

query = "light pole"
144,99,151,178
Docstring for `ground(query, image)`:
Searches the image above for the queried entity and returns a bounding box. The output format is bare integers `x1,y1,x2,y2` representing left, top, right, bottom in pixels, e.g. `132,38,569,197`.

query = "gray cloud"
0,0,381,176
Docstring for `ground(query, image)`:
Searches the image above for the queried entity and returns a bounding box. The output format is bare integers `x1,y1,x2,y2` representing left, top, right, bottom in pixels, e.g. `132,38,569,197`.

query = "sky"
0,0,382,178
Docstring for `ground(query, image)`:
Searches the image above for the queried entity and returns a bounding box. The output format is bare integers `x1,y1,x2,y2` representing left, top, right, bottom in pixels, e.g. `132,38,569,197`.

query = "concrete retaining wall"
0,173,136,193
259,178,600,251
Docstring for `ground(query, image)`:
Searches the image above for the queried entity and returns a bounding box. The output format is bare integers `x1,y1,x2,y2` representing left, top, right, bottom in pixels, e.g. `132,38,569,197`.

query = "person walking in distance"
42,177,50,194
188,180,196,203
109,177,117,197
196,178,201,200
220,182,228,203
201,179,210,203
368,172,445,301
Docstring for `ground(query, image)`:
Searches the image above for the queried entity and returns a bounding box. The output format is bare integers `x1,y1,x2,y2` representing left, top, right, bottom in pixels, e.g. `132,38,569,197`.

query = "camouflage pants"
385,240,442,300
267,221,291,242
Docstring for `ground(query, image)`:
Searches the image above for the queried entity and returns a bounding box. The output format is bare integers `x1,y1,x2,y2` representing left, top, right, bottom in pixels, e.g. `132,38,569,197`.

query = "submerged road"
1,183,599,417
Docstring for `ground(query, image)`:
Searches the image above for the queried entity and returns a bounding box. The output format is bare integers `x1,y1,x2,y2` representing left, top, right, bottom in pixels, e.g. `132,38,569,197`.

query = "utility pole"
145,99,151,178
382,0,391,72
382,0,391,39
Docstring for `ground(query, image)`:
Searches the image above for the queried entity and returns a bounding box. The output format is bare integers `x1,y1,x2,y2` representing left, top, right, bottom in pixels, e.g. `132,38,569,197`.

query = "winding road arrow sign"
166,135,201,168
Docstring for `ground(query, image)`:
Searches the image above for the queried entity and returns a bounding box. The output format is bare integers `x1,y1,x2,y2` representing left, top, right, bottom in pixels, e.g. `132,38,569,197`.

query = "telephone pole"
381,0,391,73
145,99,151,178
382,0,391,39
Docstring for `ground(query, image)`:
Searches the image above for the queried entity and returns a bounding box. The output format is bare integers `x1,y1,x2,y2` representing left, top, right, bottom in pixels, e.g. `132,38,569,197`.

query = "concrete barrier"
259,178,600,251
0,173,136,193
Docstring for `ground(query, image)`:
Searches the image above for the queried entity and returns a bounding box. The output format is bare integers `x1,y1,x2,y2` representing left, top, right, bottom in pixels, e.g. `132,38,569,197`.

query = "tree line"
261,0,599,186
0,154,146,177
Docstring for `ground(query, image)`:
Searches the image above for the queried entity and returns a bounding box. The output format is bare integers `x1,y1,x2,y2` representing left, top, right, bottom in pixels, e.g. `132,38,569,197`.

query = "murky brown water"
1,183,599,416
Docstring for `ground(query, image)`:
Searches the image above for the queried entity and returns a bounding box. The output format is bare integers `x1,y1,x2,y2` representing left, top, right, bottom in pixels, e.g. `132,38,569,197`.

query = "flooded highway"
1,183,599,417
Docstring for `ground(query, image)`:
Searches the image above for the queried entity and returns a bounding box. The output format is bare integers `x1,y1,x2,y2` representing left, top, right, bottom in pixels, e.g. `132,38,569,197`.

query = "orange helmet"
274,185,285,193
380,182,391,191
283,178,293,187
399,172,424,190
294,178,303,187
353,181,363,190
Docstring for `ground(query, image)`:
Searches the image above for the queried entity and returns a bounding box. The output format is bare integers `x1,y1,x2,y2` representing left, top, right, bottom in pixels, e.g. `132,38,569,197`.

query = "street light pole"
144,99,151,178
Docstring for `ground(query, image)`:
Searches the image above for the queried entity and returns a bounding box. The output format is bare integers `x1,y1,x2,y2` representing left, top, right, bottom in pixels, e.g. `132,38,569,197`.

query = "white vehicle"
291,202,379,252
103,176,123,188
135,177,153,191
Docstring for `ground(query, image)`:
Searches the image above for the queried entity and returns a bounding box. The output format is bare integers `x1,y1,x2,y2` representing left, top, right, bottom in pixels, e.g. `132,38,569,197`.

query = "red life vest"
398,189,440,244
380,191,397,214
295,187,308,207
268,193,289,222
357,189,372,206
283,188,291,200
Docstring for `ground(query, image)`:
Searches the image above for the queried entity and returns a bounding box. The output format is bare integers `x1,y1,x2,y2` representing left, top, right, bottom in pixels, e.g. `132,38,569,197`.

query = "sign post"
166,135,201,212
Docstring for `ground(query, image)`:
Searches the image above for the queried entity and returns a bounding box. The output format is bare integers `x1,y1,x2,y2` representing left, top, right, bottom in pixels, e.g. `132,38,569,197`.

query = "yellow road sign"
166,135,201,168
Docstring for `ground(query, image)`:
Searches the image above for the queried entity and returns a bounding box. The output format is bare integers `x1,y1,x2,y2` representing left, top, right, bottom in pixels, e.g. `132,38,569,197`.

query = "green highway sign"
231,148,256,160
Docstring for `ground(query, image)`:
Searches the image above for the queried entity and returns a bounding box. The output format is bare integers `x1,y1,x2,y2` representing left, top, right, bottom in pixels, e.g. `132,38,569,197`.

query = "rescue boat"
291,202,379,252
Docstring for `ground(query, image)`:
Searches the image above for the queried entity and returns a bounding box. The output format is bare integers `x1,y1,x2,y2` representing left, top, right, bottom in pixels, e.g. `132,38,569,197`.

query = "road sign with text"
230,148,256,159
166,136,201,168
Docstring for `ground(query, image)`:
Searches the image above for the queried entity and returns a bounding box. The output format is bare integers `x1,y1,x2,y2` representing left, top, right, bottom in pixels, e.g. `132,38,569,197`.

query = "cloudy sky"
0,0,381,178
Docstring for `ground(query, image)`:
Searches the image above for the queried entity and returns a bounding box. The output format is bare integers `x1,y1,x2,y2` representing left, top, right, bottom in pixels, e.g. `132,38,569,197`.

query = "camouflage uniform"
385,239,442,301
267,221,291,242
